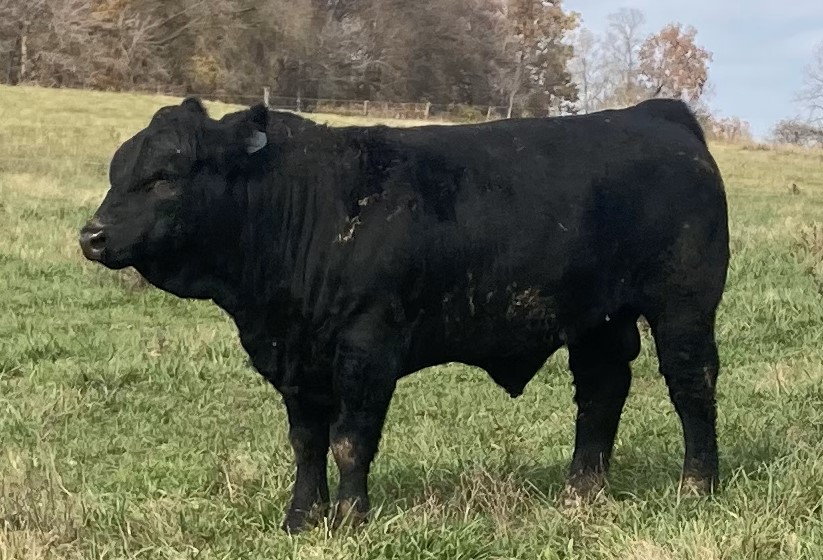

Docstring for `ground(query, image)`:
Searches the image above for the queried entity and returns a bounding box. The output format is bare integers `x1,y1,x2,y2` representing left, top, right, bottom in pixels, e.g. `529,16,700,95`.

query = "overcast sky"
564,0,823,139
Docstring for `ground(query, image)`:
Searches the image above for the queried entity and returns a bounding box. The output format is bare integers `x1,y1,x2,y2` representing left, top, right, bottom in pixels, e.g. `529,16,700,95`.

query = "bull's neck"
210,152,350,317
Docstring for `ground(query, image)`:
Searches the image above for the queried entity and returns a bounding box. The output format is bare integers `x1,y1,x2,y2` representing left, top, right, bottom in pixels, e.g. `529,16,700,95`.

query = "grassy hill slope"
1,85,822,560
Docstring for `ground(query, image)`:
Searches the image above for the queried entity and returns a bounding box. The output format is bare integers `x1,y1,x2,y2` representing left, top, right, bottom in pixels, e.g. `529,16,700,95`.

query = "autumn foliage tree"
499,0,578,117
638,23,712,103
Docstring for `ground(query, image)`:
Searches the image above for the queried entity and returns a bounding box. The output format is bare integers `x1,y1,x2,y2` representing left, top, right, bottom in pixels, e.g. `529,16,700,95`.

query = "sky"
564,0,823,139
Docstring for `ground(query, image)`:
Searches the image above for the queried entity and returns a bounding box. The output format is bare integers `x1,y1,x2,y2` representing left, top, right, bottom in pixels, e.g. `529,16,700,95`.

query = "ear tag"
247,131,268,154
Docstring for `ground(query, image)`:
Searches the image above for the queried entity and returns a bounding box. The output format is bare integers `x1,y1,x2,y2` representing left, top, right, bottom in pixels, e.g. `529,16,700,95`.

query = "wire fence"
265,95,514,122
0,86,523,175
67,85,523,122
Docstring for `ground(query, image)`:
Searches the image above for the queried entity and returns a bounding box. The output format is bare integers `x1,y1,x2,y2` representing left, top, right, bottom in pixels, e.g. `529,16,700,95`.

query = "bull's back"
402,101,725,277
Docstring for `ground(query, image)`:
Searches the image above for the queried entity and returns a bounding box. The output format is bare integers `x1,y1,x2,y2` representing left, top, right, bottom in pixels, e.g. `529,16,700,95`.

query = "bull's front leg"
328,325,399,529
282,394,331,533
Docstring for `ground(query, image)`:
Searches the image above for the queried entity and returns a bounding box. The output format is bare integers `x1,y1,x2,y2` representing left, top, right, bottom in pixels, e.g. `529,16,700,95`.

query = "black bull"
79,97,729,533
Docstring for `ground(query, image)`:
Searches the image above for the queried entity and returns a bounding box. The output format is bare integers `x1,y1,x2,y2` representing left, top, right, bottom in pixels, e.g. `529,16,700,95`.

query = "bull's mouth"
80,246,133,270
92,253,132,270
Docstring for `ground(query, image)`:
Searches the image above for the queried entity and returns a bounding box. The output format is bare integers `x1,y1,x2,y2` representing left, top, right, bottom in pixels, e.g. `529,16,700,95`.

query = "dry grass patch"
410,468,546,535
0,451,84,560
754,358,823,395
213,451,266,502
621,540,675,560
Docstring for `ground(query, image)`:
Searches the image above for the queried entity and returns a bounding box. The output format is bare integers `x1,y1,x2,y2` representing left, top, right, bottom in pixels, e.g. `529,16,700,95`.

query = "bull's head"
79,98,269,297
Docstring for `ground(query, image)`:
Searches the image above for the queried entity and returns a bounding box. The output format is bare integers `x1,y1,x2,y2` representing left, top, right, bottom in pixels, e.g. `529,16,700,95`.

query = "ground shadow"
368,430,787,512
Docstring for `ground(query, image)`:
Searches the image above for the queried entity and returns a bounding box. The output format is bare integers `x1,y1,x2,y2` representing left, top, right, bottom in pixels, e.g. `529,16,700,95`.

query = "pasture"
1,85,822,559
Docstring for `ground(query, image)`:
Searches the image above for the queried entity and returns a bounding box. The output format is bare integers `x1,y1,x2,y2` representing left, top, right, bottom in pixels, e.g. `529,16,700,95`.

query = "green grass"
1,84,822,559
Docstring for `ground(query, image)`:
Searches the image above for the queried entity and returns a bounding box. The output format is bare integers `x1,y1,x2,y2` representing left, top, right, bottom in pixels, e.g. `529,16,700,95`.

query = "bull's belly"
407,313,568,397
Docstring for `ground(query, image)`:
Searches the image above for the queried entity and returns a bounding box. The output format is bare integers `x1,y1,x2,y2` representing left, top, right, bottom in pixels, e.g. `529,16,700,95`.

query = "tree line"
0,1,721,117
0,0,575,117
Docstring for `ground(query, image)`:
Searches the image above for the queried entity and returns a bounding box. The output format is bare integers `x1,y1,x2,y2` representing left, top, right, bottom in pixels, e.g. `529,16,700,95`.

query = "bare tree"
568,26,610,113
601,7,646,106
0,0,47,84
797,40,823,125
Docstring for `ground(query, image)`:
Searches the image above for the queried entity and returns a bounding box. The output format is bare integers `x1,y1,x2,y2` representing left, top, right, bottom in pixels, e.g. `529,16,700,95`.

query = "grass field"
1,85,822,559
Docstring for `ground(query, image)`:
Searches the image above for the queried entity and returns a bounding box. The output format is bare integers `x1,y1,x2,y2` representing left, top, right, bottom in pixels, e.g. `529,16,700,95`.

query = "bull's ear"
206,104,271,163
244,104,269,154
181,97,208,115
246,131,268,154
246,104,269,154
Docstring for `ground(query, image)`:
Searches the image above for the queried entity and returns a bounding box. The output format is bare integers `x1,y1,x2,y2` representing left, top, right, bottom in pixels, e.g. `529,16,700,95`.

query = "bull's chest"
234,313,333,398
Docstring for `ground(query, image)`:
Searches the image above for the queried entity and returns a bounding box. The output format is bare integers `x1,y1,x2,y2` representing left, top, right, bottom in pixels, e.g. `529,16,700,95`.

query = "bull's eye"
152,180,179,197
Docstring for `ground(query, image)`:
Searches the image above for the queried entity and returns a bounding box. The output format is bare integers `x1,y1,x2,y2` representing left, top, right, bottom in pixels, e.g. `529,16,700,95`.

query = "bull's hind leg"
561,315,640,506
648,308,720,495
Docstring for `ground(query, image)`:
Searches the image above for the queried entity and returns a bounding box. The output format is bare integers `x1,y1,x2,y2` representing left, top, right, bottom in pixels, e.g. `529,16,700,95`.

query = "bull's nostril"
79,223,107,260
87,229,106,249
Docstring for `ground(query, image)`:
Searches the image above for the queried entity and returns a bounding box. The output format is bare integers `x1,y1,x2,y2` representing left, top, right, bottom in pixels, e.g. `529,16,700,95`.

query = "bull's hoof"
281,503,329,534
281,513,309,535
559,472,607,509
679,474,718,497
330,498,368,531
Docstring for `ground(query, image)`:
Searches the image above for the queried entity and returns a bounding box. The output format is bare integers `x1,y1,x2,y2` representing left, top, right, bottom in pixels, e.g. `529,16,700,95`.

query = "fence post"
424,102,431,120
363,100,369,116
263,87,270,108
486,106,493,121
